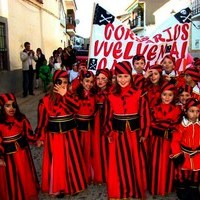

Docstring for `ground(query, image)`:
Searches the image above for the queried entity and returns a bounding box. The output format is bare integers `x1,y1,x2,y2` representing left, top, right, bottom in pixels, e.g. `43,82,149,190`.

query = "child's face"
149,69,161,84
117,74,131,88
179,91,191,105
161,90,174,104
4,100,16,117
78,65,87,73
54,77,68,89
162,58,174,74
81,76,94,91
186,106,200,123
133,59,145,73
96,73,108,89
184,74,194,84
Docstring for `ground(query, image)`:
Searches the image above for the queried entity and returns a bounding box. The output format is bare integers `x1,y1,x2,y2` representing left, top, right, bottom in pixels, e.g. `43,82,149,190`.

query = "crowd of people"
19,42,78,96
0,44,200,200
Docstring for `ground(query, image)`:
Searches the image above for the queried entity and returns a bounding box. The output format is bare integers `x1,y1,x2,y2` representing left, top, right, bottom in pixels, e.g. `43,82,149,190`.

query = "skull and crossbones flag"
93,4,115,26
174,7,191,23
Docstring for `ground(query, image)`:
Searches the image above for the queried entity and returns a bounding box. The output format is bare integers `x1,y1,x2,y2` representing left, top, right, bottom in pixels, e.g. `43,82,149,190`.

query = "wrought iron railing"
192,0,200,17
129,17,144,30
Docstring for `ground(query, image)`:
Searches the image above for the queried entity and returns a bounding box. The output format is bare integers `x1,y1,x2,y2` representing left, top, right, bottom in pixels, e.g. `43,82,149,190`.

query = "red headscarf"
178,84,193,95
0,93,16,106
149,64,163,73
184,98,200,111
115,61,132,75
161,81,175,93
96,68,111,80
184,67,200,82
53,70,68,83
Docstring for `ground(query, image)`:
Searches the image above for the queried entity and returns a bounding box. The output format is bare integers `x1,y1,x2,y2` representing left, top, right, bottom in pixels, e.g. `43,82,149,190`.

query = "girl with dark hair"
184,66,200,101
35,70,87,198
93,68,112,184
75,70,96,184
0,93,39,200
149,82,182,197
145,64,164,109
103,61,151,199
170,98,200,200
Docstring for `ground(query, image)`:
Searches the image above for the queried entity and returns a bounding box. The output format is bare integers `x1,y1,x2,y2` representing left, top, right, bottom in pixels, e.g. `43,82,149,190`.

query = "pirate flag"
88,58,98,70
93,4,115,26
174,7,191,23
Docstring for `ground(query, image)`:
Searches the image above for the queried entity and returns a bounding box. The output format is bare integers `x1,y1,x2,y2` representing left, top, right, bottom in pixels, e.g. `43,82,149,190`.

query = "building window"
0,22,8,71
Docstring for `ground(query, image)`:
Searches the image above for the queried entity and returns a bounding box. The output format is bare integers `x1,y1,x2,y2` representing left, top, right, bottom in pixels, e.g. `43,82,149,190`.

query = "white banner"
88,4,191,72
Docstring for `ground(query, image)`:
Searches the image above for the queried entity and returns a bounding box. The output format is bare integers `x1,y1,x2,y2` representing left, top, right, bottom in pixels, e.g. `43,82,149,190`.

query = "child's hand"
164,74,171,81
144,69,153,78
53,84,67,96
37,140,44,147
0,159,6,167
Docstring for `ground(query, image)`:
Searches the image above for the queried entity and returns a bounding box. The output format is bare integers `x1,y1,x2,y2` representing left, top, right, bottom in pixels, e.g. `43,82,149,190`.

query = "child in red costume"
35,70,87,198
0,93,39,200
149,81,182,196
170,98,200,200
93,68,112,184
184,66,200,101
176,84,193,110
74,70,96,184
104,61,150,199
145,64,164,109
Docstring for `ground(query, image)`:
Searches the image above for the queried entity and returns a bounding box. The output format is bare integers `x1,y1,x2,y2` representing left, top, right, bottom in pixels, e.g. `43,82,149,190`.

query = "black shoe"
56,192,65,198
22,94,27,98
29,93,35,96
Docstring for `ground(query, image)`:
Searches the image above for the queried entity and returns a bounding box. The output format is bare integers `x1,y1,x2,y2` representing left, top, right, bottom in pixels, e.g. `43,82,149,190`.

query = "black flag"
93,4,115,26
174,7,191,23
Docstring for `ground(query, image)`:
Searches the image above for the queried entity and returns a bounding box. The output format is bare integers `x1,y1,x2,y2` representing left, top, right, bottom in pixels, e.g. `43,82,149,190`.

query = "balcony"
129,17,144,32
192,0,200,20
128,2,144,33
66,16,76,36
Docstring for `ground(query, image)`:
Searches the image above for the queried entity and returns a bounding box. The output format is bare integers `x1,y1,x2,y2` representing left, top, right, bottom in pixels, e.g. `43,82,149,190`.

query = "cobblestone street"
16,89,178,200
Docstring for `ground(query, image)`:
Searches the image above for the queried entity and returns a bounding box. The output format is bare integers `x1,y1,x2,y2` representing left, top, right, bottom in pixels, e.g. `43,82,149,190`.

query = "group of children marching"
0,54,200,200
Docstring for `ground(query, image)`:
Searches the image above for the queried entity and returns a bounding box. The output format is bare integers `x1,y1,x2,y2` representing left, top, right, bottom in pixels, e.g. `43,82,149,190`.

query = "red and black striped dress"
103,84,150,199
149,103,182,196
75,91,96,184
0,116,39,200
35,92,87,196
93,88,110,184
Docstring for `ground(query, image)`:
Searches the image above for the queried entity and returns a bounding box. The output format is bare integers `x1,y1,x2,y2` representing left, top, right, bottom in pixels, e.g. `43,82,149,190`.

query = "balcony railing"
192,0,200,18
66,16,76,36
129,17,144,30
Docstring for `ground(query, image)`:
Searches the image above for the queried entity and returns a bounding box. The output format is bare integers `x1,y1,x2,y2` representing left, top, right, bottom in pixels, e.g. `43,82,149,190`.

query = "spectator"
39,59,52,92
69,62,79,83
35,48,46,89
20,42,37,97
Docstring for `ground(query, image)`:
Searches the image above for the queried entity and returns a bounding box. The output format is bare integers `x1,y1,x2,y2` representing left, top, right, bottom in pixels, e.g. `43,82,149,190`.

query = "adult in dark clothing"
20,42,37,97
35,48,46,89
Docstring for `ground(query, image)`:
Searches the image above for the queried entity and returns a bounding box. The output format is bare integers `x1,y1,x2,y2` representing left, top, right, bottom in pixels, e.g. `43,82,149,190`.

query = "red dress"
104,84,150,199
0,116,39,200
149,103,182,196
35,92,87,195
93,88,110,184
146,84,162,109
171,118,200,184
76,91,96,184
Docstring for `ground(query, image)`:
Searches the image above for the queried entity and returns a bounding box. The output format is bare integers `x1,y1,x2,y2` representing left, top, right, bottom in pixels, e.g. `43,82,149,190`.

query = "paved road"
16,89,178,200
